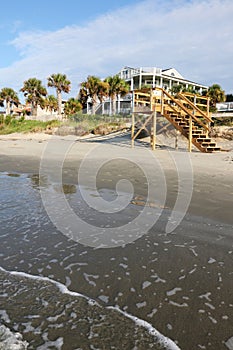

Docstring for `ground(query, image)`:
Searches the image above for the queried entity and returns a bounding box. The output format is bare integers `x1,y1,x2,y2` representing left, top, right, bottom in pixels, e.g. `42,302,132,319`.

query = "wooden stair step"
192,133,205,137
206,147,221,152
177,122,187,126
183,125,201,131
201,142,217,147
197,138,211,143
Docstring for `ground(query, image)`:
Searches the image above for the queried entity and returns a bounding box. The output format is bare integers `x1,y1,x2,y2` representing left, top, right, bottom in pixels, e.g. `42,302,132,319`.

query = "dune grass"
0,114,131,136
0,116,61,135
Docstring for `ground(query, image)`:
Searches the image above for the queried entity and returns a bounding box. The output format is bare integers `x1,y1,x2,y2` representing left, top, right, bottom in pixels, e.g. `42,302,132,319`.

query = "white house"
118,66,208,93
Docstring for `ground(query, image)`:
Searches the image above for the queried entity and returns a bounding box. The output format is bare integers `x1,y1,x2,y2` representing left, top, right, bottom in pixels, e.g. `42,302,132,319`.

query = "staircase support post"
188,115,192,152
151,111,157,151
131,112,135,148
131,91,135,148
150,89,156,151
175,130,179,150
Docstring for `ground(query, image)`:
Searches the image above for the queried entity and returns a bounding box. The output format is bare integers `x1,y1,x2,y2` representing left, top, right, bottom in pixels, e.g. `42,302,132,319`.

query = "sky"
0,0,233,100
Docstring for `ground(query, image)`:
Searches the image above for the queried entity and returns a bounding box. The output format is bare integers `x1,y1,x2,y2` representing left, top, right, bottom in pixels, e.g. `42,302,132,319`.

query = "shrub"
4,115,13,125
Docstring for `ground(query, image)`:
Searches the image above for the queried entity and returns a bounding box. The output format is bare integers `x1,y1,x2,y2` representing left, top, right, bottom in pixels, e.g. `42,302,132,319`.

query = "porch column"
160,77,163,88
139,68,142,89
131,78,134,91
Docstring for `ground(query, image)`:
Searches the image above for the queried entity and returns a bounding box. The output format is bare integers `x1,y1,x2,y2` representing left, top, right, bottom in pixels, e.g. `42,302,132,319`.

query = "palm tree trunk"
57,90,62,115
31,101,37,117
117,94,121,114
6,101,11,115
109,99,112,116
112,96,116,115
101,101,105,115
92,103,96,115
92,94,97,115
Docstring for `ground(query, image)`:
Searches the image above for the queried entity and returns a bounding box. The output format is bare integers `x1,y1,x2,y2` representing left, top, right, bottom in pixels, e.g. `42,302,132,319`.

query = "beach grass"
0,114,130,136
0,116,61,135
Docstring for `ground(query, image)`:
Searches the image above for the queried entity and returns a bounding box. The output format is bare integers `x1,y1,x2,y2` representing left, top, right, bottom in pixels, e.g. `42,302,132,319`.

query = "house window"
145,80,153,85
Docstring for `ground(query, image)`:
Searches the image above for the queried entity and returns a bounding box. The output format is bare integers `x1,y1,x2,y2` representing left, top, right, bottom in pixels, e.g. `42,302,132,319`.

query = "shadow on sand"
75,131,181,151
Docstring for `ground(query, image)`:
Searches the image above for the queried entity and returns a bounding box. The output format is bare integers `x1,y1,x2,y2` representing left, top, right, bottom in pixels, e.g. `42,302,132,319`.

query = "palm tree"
80,76,104,114
97,81,109,114
206,84,226,111
64,98,82,117
44,95,58,114
20,78,47,116
78,86,88,111
0,87,19,115
104,75,129,115
47,73,71,116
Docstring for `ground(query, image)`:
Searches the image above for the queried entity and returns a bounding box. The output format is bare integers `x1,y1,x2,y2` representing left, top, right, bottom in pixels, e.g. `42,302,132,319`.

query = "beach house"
118,66,208,93
95,66,208,115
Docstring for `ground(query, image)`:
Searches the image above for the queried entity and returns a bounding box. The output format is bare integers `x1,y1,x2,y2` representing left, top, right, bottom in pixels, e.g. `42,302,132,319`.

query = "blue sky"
0,0,233,99
0,0,141,65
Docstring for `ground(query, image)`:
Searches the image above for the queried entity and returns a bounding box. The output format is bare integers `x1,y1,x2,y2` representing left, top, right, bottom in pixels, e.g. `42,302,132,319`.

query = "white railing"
141,67,162,75
216,102,233,112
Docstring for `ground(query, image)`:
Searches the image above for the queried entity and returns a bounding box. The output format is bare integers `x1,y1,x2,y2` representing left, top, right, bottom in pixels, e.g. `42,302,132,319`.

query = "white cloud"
0,0,233,96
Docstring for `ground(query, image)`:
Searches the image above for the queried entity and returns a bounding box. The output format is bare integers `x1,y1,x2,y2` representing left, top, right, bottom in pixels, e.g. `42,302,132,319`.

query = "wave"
0,324,28,350
0,266,180,350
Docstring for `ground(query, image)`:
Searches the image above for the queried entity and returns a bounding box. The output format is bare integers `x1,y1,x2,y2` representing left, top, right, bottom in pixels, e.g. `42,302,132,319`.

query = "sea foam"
0,266,180,350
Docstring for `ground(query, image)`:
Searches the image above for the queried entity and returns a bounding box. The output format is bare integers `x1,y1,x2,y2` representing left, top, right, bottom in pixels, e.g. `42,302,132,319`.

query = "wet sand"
0,132,233,349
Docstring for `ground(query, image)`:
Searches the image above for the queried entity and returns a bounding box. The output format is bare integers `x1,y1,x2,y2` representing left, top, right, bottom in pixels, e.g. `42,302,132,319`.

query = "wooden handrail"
158,88,209,131
177,93,213,123
133,87,211,131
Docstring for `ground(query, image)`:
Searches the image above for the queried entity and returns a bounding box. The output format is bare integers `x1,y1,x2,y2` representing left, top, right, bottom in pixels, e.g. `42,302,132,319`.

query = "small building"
12,101,66,121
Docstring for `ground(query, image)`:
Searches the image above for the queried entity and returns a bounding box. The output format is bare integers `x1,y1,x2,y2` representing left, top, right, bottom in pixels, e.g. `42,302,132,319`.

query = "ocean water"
0,172,233,349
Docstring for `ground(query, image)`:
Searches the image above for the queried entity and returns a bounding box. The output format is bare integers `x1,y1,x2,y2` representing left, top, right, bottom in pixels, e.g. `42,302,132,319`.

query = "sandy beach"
0,131,232,224
0,131,233,349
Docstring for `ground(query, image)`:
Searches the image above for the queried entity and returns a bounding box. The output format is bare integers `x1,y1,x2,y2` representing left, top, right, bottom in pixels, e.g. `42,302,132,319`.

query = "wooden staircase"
133,87,221,153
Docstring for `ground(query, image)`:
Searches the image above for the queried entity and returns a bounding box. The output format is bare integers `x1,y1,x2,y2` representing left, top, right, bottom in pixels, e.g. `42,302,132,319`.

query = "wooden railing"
132,87,220,152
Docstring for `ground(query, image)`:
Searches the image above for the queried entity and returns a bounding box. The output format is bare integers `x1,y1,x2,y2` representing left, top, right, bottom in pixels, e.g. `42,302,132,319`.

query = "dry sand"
0,131,232,224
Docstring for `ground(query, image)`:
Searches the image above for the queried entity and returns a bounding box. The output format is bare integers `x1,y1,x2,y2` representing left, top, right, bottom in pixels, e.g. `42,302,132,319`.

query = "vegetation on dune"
0,116,61,134
61,113,130,136
0,113,130,136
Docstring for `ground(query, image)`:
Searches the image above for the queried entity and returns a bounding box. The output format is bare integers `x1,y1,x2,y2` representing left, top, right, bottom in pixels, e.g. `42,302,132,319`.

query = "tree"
64,98,82,117
47,73,71,115
20,78,47,116
104,75,129,115
44,95,58,113
80,76,103,114
96,81,109,114
170,84,198,95
0,87,19,115
170,84,184,94
78,86,88,111
226,94,233,102
206,84,226,111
